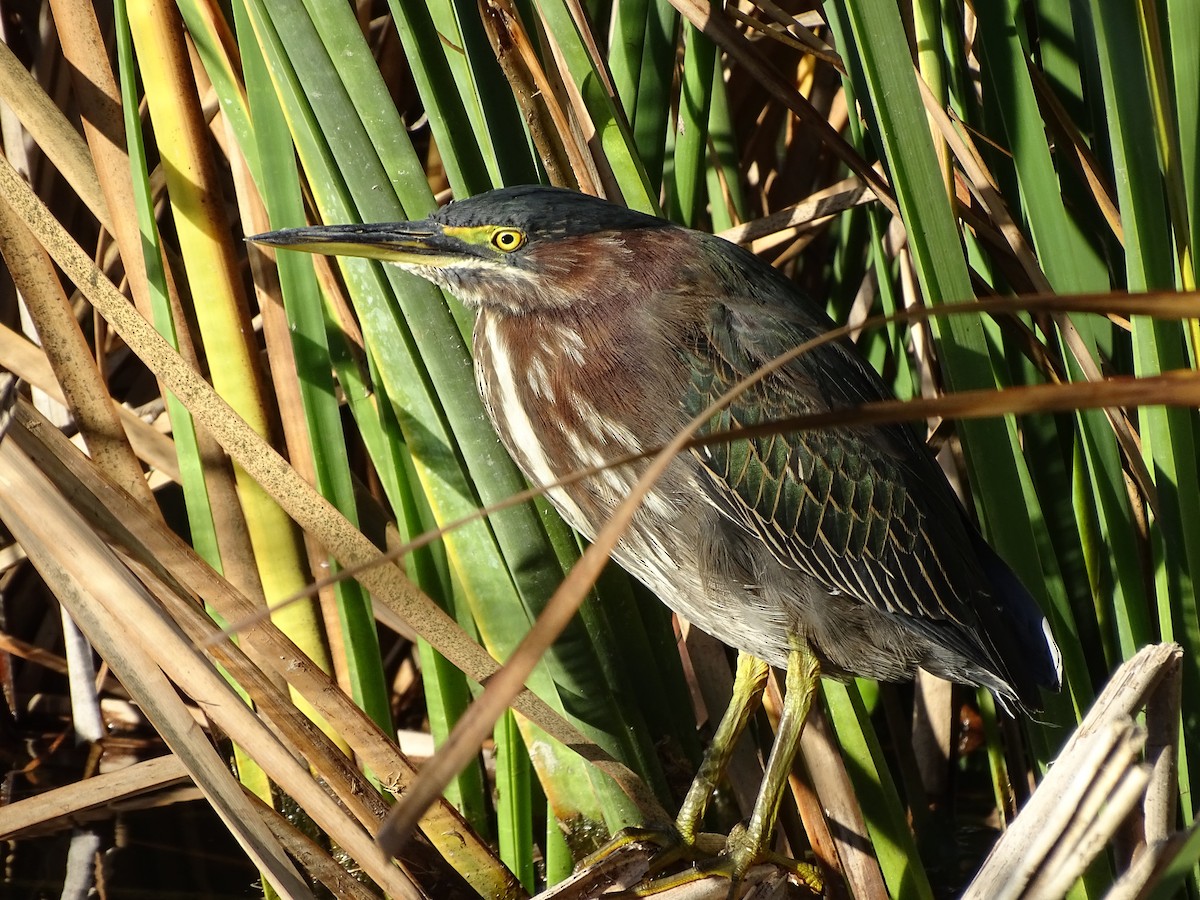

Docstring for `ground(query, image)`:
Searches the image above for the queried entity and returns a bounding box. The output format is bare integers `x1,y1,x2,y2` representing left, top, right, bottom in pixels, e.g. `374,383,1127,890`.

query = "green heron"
253,186,1062,891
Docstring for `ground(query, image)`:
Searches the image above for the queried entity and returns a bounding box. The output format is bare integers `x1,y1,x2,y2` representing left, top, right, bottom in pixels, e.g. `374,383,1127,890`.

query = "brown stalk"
718,177,876,246
747,1,842,68
726,7,811,55
529,4,611,198
965,644,1181,898
0,41,109,234
480,0,579,190
248,792,386,900
1027,66,1122,243
760,672,860,893
664,0,899,218
797,703,889,898
0,193,155,509
47,0,155,320
704,370,1200,448
0,754,190,841
0,320,180,481
125,555,389,831
0,630,69,676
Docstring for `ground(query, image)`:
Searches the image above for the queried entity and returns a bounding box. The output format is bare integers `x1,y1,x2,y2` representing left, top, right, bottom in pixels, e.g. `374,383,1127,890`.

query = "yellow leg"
676,652,769,845
726,642,820,879
576,644,822,897
630,643,823,897
573,656,767,881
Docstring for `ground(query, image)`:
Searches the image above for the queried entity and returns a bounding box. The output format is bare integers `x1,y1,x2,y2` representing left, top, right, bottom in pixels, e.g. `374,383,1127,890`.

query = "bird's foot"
544,828,676,898
624,824,823,898
575,825,681,871
547,826,700,898
575,824,726,877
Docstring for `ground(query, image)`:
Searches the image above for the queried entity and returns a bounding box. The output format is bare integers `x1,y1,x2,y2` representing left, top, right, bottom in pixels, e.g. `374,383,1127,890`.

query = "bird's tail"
972,535,1063,711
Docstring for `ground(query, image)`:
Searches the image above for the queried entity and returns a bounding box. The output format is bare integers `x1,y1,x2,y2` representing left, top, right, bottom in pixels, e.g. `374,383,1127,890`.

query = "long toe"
627,862,822,898
623,826,823,898
567,824,727,896
722,824,820,898
578,826,681,869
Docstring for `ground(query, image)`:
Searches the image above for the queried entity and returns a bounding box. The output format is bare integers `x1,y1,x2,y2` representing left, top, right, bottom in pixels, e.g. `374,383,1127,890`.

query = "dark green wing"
684,296,993,640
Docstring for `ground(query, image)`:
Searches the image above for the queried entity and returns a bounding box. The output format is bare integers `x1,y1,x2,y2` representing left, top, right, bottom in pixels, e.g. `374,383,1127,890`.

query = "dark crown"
431,186,672,239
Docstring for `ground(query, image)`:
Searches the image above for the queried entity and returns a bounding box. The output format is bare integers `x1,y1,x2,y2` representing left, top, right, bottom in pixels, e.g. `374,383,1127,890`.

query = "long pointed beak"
248,222,453,264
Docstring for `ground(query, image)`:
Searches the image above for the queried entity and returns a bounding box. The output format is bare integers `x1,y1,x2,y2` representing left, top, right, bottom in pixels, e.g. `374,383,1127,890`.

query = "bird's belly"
571,470,797,667
613,530,794,667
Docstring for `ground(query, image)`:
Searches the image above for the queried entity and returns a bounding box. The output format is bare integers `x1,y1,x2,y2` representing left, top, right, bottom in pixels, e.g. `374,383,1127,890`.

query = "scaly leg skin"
634,643,824,898
676,652,771,846
726,643,819,879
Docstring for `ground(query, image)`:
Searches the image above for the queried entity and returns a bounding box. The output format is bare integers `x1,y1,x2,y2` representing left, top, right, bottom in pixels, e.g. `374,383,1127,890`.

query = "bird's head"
250,186,681,315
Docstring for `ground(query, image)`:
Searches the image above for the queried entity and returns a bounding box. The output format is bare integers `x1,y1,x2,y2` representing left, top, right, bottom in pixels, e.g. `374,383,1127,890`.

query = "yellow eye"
491,228,526,252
